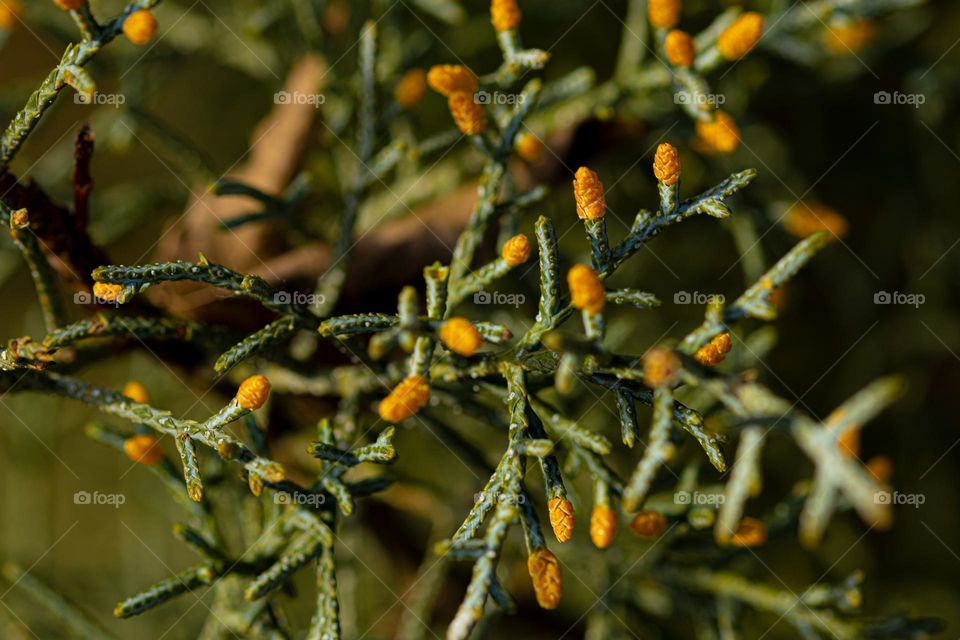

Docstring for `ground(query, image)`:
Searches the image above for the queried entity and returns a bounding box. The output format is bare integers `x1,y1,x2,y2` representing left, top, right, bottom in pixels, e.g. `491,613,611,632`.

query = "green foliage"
0,0,945,638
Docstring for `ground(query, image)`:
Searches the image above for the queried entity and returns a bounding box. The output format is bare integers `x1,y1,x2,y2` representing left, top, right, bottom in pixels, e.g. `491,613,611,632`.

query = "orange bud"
643,347,681,388
548,497,575,543
629,510,668,539
866,455,893,483
770,285,787,311
573,166,606,221
590,504,617,549
448,91,486,136
694,333,731,367
501,234,531,266
490,0,521,32
439,317,483,357
427,65,478,97
664,30,695,68
92,282,123,302
567,264,605,315
0,0,21,30
236,375,270,410
10,209,27,228
122,9,158,46
394,68,426,109
527,548,562,609
783,202,848,239
653,143,681,186
730,517,767,547
378,375,430,423
123,434,164,466
824,20,876,55
515,132,545,162
718,12,765,60
122,381,150,405
837,428,861,459
648,0,681,29
696,111,740,153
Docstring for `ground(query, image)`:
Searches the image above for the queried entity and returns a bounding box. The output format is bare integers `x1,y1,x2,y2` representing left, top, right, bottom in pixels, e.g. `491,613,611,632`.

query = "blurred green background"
2,0,960,637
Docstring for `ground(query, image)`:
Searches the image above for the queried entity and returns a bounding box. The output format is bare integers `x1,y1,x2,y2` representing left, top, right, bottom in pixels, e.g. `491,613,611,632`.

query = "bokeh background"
1,0,959,637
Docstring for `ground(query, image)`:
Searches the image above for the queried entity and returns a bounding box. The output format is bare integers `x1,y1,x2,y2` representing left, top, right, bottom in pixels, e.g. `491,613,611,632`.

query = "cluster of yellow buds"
490,0,521,32
589,504,617,549
515,132,545,162
236,374,271,410
92,282,124,303
123,434,164,466
642,346,681,388
378,375,430,423
527,548,562,609
427,66,486,135
694,332,731,367
653,143,681,186
783,202,848,239
664,30,696,68
567,265,605,315
648,0,680,29
123,9,158,46
548,497,574,543
447,91,487,136
439,317,483,357
394,68,426,110
573,166,606,221
696,110,740,153
629,510,668,539
730,516,767,547
717,12,765,60
501,233,531,266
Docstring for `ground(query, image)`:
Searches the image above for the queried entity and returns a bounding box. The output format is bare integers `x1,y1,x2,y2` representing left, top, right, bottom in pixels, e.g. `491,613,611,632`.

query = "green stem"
0,0,163,167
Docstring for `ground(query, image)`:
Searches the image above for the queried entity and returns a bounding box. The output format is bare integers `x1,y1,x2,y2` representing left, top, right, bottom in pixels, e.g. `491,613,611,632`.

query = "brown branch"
0,170,108,288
